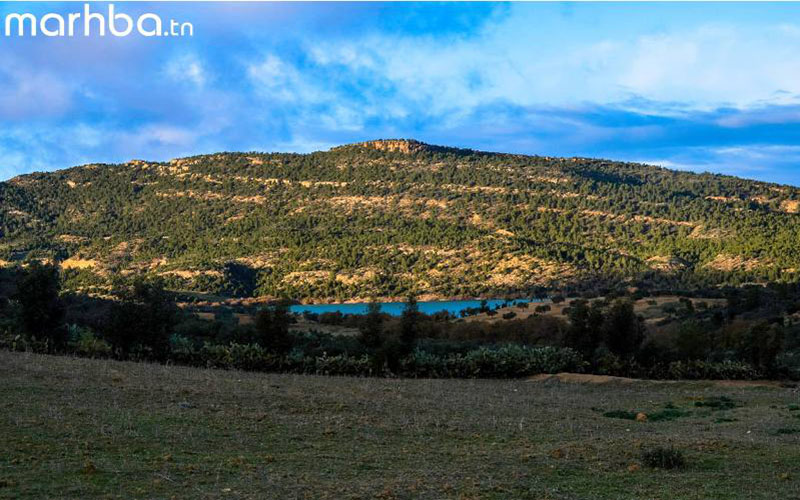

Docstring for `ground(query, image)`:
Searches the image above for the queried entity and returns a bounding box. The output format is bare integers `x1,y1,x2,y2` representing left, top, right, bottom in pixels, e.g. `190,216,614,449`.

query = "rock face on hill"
357,139,432,154
1,140,799,301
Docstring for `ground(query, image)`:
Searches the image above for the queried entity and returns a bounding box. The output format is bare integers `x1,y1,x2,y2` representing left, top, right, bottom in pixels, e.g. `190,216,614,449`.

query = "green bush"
652,360,761,380
68,325,111,358
603,410,637,420
158,340,583,379
402,345,584,378
312,353,373,376
694,396,738,411
0,332,42,352
648,408,691,422
169,334,197,362
775,351,800,380
641,446,686,469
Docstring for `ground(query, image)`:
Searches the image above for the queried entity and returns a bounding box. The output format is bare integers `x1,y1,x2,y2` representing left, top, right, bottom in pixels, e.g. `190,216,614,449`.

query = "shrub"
169,334,198,364
318,311,344,325
592,345,623,375
652,360,761,380
641,446,686,469
694,396,737,411
775,350,800,380
648,408,691,422
0,332,43,353
402,345,584,379
313,353,372,376
502,311,517,320
199,342,234,368
603,410,637,420
68,325,111,358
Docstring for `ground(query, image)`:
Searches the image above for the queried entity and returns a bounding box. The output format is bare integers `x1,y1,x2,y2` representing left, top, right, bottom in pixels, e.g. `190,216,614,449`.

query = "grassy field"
2,351,800,499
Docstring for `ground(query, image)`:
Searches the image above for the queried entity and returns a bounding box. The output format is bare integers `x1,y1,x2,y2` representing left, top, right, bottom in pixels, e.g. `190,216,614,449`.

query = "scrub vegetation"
3,140,800,302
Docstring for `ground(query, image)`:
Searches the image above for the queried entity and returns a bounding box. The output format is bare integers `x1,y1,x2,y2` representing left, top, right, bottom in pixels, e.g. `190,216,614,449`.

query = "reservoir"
289,298,539,317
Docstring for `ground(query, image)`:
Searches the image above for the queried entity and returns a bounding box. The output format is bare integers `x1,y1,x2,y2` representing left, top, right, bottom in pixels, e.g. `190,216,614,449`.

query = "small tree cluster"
13,262,66,349
107,277,176,360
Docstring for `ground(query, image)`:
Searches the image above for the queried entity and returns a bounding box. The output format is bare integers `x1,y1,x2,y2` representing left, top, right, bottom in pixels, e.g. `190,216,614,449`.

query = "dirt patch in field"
529,373,784,388
714,380,784,389
528,373,640,384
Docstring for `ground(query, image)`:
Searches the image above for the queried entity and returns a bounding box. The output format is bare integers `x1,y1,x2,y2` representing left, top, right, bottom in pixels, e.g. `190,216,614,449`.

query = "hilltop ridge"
333,138,478,156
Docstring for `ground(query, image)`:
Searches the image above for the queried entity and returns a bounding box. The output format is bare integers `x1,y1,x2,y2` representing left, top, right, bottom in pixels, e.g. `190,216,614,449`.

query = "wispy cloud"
2,2,800,186
165,53,207,87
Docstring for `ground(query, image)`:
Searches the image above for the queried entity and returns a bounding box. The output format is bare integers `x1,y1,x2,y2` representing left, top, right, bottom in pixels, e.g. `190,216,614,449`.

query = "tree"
674,320,711,360
739,321,784,373
108,277,176,360
255,300,292,353
359,300,383,349
399,294,420,354
564,299,603,357
602,299,645,357
13,262,66,349
222,262,259,297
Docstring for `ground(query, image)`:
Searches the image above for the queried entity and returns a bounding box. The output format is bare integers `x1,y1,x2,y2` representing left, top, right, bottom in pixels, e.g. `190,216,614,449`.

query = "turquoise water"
289,299,538,317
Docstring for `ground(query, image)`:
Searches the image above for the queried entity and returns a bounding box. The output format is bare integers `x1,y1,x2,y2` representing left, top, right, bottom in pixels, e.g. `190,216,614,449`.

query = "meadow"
2,350,799,499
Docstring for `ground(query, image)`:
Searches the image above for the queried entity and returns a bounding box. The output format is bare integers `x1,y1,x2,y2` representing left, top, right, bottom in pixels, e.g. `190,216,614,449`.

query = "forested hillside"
2,139,799,301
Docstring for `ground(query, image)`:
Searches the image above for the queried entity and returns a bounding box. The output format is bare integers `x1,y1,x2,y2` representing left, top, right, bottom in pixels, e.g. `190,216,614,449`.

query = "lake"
289,298,540,317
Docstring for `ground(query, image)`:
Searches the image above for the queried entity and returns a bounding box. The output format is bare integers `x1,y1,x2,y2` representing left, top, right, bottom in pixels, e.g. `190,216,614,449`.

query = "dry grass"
1,351,799,499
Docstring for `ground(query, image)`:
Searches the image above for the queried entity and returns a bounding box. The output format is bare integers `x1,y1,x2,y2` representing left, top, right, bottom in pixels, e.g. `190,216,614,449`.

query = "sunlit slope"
2,139,799,300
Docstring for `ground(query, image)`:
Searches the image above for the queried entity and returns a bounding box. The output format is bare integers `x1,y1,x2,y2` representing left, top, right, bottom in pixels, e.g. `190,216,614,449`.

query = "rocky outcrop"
357,139,431,154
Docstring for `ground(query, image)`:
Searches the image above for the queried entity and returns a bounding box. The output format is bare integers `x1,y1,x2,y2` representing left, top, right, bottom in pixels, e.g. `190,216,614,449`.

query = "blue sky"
3,2,800,185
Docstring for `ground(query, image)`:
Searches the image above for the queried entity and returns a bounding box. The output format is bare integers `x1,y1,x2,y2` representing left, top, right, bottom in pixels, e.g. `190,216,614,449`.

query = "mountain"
2,139,799,302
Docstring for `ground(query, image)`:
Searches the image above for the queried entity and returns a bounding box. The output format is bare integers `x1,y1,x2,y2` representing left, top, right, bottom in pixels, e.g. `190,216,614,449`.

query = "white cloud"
296,16,800,119
247,54,327,103
165,53,207,87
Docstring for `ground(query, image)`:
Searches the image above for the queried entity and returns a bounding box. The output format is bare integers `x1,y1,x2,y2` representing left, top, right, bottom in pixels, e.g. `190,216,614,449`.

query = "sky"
2,2,800,185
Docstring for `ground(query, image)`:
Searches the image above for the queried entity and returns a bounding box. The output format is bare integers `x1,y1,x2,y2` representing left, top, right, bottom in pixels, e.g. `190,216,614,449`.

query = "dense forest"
2,139,800,301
